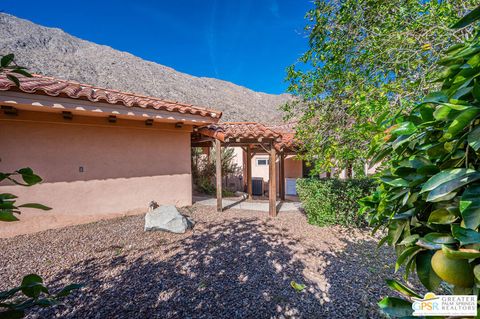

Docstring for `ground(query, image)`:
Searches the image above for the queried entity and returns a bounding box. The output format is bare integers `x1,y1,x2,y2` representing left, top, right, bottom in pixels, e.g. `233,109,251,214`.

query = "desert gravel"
0,205,412,318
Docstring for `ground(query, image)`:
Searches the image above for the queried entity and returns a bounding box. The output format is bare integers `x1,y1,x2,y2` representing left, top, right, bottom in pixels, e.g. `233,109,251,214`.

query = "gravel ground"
1,205,412,318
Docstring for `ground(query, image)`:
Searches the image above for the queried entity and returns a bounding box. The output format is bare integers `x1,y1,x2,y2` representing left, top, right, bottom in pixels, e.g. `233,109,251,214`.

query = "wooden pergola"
192,122,297,217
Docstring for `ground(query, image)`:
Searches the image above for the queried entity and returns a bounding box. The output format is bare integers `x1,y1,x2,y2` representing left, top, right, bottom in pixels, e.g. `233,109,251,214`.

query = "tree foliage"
284,0,477,175
360,7,480,317
192,147,240,195
0,168,51,222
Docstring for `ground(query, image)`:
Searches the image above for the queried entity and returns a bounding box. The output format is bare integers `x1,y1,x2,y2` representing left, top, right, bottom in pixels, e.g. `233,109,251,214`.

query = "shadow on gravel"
29,220,399,319
311,235,398,319
33,219,322,318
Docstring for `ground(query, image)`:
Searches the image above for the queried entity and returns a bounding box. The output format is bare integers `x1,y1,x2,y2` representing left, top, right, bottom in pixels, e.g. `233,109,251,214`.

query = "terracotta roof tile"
197,122,281,142
196,122,299,152
0,73,222,120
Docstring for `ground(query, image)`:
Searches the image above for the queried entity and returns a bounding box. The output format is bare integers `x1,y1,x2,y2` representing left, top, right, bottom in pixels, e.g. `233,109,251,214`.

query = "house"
225,123,304,197
0,74,307,237
192,122,301,216
0,74,220,236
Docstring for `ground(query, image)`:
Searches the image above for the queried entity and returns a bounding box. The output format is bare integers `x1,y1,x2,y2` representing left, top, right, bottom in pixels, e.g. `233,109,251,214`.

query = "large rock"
144,206,194,233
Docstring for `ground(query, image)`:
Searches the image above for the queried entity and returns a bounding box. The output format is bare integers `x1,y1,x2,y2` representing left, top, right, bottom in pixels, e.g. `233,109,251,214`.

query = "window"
256,158,269,166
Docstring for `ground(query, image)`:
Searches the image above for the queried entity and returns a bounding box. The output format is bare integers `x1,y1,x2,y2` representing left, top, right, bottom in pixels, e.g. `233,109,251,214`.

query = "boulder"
144,205,194,233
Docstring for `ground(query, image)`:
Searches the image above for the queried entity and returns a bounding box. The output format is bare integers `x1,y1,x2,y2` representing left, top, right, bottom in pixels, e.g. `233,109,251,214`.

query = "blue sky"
2,0,312,94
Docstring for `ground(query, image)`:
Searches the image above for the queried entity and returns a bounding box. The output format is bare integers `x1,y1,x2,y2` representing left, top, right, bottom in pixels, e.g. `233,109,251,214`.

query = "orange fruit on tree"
431,250,474,288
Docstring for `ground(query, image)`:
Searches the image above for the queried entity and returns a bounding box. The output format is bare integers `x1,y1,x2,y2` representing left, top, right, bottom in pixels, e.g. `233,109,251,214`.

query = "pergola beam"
246,145,252,199
279,152,285,201
215,139,222,212
269,142,277,217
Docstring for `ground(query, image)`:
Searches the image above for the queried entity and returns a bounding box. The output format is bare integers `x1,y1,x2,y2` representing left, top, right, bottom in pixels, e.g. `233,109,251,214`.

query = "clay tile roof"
0,73,222,120
197,122,281,142
267,122,298,151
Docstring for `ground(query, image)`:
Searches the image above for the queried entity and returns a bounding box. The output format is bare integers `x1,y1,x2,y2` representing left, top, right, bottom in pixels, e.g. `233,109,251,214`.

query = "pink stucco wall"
0,118,193,237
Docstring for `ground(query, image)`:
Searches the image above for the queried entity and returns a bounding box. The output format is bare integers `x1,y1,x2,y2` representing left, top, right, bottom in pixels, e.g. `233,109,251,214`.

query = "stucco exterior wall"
0,118,192,237
251,154,271,182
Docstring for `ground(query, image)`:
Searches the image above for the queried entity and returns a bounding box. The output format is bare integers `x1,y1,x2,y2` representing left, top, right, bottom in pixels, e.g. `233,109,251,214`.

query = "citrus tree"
359,7,480,317
284,0,477,176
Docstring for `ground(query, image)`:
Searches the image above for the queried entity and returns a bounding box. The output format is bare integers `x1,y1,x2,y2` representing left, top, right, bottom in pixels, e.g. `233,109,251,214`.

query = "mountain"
0,13,292,123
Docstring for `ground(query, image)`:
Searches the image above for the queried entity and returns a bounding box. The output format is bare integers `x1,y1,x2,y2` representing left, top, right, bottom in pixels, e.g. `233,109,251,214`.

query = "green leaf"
423,91,448,104
388,220,406,246
460,185,480,229
369,147,391,169
21,274,48,298
467,126,480,152
421,169,476,193
55,283,82,298
290,280,306,292
0,172,12,182
420,168,480,202
6,74,20,87
0,286,22,300
21,274,43,286
392,208,415,220
378,297,413,317
442,244,480,259
423,232,457,244
468,126,480,151
416,251,441,291
0,211,19,222
0,201,16,209
451,6,480,29
395,246,422,272
444,108,480,139
383,178,409,187
18,203,52,210
416,233,457,250
399,234,420,246
385,279,422,299
0,193,18,200
391,122,417,136
1,53,14,67
451,224,480,245
16,167,42,186
427,208,458,224
10,69,32,77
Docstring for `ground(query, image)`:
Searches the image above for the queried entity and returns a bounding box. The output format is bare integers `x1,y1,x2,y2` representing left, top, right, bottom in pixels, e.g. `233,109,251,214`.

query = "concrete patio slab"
193,196,302,213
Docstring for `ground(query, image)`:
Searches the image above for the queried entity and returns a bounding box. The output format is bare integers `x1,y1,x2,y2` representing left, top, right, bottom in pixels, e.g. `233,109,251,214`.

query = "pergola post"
215,139,222,212
269,142,277,217
246,145,252,199
279,152,285,201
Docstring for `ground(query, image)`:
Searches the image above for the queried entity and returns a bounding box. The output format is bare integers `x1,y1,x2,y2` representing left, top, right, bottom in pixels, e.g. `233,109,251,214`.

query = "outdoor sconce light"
1,105,18,116
62,111,73,120
145,119,154,126
175,122,184,128
108,115,117,123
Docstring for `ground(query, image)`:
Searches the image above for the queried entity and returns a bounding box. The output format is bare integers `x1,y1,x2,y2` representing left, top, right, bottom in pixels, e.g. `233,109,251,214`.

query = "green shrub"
297,178,375,227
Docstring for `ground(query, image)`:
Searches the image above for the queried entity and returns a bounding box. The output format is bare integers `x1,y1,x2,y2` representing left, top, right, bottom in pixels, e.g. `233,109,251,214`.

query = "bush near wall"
297,178,375,227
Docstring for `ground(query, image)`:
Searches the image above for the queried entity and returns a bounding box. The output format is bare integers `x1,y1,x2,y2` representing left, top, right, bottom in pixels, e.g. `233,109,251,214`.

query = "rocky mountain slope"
0,13,291,122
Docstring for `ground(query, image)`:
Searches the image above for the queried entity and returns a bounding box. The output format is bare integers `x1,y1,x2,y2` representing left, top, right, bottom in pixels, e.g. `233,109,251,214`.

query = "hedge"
296,178,375,227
